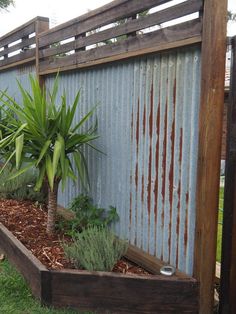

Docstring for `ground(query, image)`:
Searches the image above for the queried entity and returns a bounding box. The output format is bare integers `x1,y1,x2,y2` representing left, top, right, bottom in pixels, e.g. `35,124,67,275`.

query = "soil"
0,199,149,276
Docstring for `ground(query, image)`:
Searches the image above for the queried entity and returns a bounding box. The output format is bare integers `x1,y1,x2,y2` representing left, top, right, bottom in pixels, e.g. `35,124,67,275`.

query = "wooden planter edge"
0,222,199,313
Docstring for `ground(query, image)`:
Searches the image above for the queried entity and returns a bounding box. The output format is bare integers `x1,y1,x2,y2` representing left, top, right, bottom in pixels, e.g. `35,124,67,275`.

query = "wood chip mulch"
0,199,149,276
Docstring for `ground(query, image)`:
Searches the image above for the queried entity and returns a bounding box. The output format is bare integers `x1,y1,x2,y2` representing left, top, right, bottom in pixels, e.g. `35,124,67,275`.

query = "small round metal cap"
160,265,175,276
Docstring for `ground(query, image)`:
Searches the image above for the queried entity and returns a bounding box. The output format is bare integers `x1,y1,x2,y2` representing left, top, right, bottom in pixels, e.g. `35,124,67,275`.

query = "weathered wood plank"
0,223,47,300
38,0,196,48
50,269,199,313
39,19,201,73
35,18,49,87
219,36,236,314
0,220,199,313
0,17,47,48
0,48,35,67
0,37,35,57
0,57,35,72
39,37,201,75
193,0,228,313
126,244,193,279
39,0,202,59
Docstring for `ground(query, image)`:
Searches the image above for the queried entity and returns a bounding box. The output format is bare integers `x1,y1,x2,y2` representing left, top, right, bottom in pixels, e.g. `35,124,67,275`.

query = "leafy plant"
0,0,13,10
0,165,46,201
57,194,119,237
0,75,99,235
63,226,128,271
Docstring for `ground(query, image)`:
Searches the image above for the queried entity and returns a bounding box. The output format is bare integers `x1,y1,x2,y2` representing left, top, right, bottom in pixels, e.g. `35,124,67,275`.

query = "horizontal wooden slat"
39,19,201,74
38,0,176,48
0,17,47,48
0,57,35,72
39,0,202,59
0,48,35,67
40,37,201,75
0,37,35,58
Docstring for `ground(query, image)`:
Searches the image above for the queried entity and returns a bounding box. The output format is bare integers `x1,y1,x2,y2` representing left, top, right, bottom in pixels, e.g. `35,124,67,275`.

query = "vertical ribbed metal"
0,65,35,102
46,46,201,275
0,46,201,276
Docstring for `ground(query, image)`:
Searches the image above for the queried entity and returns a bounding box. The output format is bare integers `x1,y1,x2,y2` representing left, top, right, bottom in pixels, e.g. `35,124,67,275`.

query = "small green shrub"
63,226,128,271
57,194,119,237
0,165,46,202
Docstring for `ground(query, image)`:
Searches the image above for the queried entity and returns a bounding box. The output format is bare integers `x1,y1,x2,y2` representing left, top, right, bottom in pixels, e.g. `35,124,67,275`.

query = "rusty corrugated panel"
45,46,201,275
0,65,35,101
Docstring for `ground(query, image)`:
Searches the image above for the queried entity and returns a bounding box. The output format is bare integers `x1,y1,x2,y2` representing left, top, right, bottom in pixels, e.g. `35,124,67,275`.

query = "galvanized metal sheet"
46,46,201,275
0,65,35,102
0,47,201,276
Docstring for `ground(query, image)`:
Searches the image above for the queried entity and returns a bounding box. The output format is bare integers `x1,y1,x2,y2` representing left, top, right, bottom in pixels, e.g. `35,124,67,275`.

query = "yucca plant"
0,75,98,235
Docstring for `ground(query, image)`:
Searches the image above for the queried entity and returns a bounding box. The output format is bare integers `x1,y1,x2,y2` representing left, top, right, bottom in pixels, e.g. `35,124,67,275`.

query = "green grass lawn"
0,259,90,314
216,186,224,263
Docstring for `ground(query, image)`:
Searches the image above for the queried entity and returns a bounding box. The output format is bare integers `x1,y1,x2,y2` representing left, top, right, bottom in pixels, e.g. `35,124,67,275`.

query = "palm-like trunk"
46,180,59,235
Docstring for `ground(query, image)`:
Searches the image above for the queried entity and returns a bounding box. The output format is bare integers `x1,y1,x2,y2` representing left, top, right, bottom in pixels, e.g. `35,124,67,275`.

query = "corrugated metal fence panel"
0,65,35,102
45,45,201,275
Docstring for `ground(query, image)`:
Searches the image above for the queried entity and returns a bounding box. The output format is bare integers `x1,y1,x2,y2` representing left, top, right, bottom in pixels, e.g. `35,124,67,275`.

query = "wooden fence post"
193,0,227,313
35,17,49,87
219,36,236,314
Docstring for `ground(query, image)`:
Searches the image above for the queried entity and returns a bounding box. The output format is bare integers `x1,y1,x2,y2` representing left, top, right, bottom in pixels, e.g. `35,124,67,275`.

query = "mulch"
0,199,149,276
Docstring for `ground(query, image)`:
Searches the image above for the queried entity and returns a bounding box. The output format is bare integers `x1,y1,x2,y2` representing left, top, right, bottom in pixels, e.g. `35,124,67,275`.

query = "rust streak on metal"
141,175,144,203
149,84,154,139
161,101,168,217
168,78,176,259
154,100,160,256
154,103,160,222
147,83,154,215
129,107,135,234
136,98,140,154
135,163,138,190
184,192,189,254
131,107,134,140
176,128,183,267
135,99,140,190
161,99,168,260
143,104,146,135
129,189,132,227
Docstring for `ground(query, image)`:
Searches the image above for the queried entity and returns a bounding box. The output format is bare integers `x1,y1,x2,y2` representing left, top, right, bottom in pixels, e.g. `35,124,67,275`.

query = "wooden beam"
38,0,185,48
0,223,47,299
35,17,49,88
193,0,227,313
0,57,35,72
39,36,201,76
39,19,202,74
0,49,35,67
219,36,236,314
126,244,195,279
50,269,199,313
0,16,47,48
39,0,202,60
0,37,35,58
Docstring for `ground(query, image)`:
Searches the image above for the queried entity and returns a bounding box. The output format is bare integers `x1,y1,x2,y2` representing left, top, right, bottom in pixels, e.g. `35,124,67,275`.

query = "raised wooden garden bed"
0,222,199,313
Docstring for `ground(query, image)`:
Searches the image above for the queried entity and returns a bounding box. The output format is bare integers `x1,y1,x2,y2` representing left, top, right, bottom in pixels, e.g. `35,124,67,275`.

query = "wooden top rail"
38,0,203,75
38,0,173,48
0,16,49,71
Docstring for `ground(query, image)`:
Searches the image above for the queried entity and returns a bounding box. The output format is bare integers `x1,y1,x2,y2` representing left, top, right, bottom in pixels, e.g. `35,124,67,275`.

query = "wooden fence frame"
0,16,49,71
0,1,228,313
219,36,236,314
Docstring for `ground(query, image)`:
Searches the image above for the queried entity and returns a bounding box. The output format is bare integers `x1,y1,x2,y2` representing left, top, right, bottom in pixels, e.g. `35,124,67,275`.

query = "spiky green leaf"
15,134,24,170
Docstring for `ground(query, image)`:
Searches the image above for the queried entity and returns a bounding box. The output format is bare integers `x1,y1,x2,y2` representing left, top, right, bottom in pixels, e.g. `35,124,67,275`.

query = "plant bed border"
0,222,199,313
